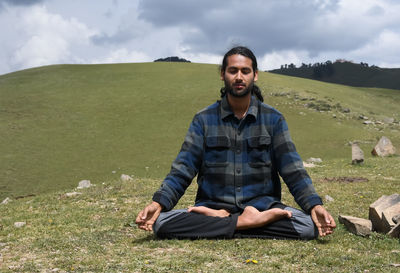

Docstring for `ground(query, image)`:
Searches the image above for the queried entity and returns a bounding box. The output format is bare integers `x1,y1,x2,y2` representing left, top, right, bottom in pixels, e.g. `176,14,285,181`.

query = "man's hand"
310,205,336,237
135,201,163,231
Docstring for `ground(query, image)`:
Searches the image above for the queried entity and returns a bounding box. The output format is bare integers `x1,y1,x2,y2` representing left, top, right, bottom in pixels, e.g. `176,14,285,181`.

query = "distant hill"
269,61,400,90
154,56,191,63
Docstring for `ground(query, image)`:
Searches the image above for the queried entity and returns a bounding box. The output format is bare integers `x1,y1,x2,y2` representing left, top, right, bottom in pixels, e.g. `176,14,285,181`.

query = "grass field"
1,62,399,200
0,156,399,272
1,62,399,272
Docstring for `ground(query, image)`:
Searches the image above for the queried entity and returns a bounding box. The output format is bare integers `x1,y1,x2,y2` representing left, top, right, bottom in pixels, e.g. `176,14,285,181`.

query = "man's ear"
254,70,258,82
220,70,225,81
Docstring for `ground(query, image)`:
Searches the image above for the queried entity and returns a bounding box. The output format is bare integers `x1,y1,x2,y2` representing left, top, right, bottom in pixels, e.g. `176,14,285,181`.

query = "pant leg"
234,204,319,240
153,209,239,239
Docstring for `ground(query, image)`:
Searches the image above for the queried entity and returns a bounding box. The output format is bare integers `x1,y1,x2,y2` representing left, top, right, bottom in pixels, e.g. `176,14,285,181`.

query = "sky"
1,0,400,75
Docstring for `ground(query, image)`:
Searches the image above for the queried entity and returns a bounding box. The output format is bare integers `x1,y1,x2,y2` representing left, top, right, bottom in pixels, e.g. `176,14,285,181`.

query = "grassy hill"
1,63,400,272
1,63,400,200
270,61,400,90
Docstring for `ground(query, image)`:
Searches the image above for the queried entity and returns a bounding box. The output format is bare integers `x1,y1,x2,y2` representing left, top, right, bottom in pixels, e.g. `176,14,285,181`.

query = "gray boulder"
371,136,396,157
351,143,364,164
338,215,372,236
369,194,400,232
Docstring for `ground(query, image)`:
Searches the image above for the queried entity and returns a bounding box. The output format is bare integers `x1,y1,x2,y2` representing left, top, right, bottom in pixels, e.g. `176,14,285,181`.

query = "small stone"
112,170,116,174
120,174,134,182
383,117,395,124
393,214,400,224
325,195,334,202
65,192,82,197
303,162,316,168
14,222,26,228
306,157,322,163
338,215,372,236
363,120,373,125
77,180,92,189
1,197,11,205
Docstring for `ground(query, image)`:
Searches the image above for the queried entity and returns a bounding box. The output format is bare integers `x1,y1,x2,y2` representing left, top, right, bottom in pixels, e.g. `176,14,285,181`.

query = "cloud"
7,5,97,72
90,48,150,64
137,0,400,66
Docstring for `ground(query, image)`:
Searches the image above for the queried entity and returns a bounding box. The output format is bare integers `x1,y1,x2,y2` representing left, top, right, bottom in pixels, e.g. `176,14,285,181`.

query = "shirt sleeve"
152,114,204,211
271,116,323,213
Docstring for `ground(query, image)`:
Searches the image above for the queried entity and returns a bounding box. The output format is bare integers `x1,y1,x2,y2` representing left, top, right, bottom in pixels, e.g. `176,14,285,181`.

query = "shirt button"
236,187,241,192
236,149,241,154
236,168,241,174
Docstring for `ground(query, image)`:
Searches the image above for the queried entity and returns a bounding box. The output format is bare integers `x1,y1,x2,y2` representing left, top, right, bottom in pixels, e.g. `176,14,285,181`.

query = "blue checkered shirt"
153,95,322,213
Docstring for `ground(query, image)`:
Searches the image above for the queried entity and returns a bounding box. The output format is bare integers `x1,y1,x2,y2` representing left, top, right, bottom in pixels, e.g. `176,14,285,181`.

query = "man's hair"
220,46,264,102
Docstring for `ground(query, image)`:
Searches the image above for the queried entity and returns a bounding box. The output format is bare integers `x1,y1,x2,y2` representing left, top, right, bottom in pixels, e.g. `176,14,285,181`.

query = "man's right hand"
135,201,163,231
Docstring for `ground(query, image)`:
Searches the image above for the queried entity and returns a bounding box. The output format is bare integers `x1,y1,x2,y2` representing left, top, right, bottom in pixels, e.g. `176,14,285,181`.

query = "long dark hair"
220,46,264,102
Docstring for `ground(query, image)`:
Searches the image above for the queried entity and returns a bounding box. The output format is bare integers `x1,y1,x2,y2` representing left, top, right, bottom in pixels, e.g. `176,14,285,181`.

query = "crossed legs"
188,206,292,230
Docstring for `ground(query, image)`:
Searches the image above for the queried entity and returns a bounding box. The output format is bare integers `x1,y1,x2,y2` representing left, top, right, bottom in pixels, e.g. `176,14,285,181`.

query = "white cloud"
10,5,97,71
260,51,310,71
91,48,150,64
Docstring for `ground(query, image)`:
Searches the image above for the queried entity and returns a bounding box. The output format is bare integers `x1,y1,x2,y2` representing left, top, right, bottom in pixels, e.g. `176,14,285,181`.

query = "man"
136,46,336,240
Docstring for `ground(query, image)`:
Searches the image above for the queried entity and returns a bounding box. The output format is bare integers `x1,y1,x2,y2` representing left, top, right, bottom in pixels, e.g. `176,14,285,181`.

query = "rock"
388,222,400,238
369,194,400,232
65,192,82,197
1,197,11,205
383,117,395,124
120,174,133,182
325,195,334,202
303,162,316,168
363,120,373,125
306,157,322,163
381,203,400,233
371,136,396,157
338,215,372,236
77,180,92,189
14,222,26,228
393,214,400,224
342,108,351,113
351,143,364,164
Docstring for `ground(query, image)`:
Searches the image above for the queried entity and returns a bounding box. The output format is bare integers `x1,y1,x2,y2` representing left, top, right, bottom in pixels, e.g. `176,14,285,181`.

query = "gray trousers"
153,203,318,240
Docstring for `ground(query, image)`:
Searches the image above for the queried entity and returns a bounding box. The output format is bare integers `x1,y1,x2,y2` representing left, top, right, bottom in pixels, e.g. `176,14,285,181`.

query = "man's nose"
235,71,243,81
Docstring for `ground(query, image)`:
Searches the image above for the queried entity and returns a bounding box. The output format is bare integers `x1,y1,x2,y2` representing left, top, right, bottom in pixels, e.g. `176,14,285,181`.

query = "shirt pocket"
247,135,272,168
204,136,230,167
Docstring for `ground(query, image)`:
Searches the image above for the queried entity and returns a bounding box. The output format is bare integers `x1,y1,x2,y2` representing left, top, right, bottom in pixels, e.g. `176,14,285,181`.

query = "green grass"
0,156,399,272
1,64,400,271
1,62,399,200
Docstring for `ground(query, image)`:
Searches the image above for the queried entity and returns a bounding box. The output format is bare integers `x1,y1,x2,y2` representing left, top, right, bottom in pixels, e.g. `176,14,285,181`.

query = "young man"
136,46,336,239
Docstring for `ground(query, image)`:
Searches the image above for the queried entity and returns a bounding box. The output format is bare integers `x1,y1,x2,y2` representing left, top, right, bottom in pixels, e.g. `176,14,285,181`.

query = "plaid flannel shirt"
153,95,322,213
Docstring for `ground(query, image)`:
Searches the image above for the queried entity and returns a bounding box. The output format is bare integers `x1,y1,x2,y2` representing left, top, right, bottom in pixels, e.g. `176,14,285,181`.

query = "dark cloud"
0,0,44,11
136,0,384,58
0,0,43,6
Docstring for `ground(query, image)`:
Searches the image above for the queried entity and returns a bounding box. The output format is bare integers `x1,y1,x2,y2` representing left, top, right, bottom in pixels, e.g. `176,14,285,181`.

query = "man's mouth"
234,84,245,89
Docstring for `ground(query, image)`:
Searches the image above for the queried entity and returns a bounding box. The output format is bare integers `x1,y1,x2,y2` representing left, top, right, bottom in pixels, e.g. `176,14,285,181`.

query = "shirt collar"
220,95,259,121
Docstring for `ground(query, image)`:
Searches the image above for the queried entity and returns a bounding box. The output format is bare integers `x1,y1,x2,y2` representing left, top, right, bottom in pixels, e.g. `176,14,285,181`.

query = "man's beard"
224,79,254,98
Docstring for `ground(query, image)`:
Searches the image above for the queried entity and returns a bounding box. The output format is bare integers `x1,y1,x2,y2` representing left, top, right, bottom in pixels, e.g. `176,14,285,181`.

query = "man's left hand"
310,205,336,237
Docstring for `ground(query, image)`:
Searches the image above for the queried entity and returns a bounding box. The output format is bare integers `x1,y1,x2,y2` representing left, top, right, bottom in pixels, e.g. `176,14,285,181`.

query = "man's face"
221,54,258,98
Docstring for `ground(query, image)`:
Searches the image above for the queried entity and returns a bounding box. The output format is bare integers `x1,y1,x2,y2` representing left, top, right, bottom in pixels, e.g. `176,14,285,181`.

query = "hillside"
269,61,400,90
1,63,400,199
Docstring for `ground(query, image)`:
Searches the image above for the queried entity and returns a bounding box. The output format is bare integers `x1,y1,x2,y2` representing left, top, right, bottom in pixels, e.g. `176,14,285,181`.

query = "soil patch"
320,177,369,183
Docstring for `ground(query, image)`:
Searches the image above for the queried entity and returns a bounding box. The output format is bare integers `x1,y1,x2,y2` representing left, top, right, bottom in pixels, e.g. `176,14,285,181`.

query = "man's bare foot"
187,206,230,217
236,206,292,230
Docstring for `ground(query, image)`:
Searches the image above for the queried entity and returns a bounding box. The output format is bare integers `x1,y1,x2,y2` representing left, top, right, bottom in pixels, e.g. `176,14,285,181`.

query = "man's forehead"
226,54,253,68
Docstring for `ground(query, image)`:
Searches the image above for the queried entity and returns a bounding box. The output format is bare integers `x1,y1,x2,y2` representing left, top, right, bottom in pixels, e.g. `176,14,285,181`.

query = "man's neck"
227,93,251,119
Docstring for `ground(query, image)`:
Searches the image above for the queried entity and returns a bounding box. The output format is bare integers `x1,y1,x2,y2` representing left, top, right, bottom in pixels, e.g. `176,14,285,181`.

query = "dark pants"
153,203,319,240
